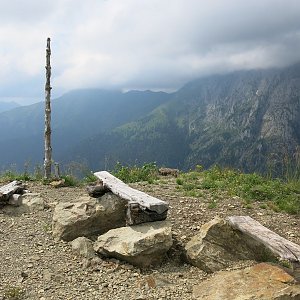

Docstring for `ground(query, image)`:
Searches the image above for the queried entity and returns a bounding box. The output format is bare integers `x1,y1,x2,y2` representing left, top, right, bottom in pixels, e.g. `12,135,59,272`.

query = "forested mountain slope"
67,63,300,173
1,63,299,174
0,89,171,169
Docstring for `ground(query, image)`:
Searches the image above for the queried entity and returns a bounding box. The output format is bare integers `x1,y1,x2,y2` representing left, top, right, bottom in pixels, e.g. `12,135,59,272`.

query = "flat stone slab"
94,221,173,267
193,263,300,299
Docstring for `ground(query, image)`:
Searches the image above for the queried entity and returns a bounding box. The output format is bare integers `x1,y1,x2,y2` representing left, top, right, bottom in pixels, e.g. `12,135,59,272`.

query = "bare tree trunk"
44,37,52,179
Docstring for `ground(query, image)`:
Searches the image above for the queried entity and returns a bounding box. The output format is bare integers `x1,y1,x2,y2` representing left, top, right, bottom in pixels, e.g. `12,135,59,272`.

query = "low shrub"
112,162,158,183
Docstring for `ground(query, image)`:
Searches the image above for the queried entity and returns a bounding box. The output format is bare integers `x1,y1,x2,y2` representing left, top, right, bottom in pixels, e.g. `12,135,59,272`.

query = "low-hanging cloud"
1,0,300,103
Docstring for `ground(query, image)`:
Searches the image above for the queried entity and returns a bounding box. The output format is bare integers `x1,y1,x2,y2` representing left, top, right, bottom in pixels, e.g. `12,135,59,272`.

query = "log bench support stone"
94,171,169,225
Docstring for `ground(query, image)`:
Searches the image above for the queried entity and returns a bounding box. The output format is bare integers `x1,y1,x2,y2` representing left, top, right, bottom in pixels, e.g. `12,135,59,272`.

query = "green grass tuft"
3,286,24,300
60,175,79,187
175,165,300,214
112,162,158,183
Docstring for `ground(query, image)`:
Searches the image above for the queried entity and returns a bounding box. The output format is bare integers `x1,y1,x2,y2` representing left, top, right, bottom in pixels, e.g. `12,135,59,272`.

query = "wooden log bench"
228,216,300,268
0,181,25,206
94,171,169,225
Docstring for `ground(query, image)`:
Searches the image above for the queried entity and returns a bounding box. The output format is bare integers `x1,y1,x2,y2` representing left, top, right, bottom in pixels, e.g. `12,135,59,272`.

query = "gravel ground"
0,177,299,300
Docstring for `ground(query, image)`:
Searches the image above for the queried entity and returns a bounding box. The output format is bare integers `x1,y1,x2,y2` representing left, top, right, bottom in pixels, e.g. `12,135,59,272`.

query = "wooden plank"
0,181,24,203
94,171,169,215
228,216,300,263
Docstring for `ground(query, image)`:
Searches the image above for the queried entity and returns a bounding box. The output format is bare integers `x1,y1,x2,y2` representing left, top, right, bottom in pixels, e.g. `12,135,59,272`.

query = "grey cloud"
1,0,300,103
0,0,57,24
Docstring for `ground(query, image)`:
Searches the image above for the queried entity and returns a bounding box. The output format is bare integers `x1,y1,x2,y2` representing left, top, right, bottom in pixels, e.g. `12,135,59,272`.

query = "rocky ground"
0,177,299,300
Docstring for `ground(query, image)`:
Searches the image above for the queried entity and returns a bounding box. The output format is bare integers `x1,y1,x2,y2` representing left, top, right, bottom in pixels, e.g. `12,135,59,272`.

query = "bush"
112,162,158,183
61,175,79,187
0,170,32,182
83,172,98,184
176,178,183,185
3,286,24,300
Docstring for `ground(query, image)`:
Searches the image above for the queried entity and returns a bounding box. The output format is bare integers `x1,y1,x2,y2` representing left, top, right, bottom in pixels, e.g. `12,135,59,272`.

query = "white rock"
94,221,173,267
8,194,23,206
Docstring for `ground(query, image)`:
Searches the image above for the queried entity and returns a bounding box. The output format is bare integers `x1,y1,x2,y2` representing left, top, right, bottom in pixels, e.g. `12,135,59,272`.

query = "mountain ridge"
67,63,300,173
0,89,171,170
1,63,300,174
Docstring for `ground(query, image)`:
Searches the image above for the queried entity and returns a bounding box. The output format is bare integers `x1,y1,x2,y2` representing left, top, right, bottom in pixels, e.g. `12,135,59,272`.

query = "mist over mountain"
0,63,299,175
0,89,171,170
64,63,300,174
0,101,20,113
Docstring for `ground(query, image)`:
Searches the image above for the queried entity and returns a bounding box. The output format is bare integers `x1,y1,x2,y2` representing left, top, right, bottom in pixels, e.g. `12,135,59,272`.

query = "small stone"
82,258,91,269
50,179,66,188
8,194,23,206
21,271,28,279
71,237,95,259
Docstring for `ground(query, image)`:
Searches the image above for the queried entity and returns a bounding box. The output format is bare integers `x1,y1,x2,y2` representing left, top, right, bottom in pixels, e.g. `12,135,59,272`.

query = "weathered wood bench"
0,181,25,206
94,171,169,225
228,216,300,267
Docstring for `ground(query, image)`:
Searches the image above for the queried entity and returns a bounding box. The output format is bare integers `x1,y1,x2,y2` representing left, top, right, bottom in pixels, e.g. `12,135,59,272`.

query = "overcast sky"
1,0,300,104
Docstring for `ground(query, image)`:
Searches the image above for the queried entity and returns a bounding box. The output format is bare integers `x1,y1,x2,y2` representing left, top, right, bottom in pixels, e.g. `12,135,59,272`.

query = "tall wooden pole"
44,37,52,179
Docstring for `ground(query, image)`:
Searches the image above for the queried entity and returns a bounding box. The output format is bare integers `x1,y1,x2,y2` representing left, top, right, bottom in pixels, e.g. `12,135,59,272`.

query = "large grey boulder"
192,263,300,299
185,217,277,273
52,193,127,241
94,221,173,267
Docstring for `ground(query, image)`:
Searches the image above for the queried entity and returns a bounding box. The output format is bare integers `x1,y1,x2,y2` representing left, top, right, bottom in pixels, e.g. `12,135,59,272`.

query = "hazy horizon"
1,60,300,106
